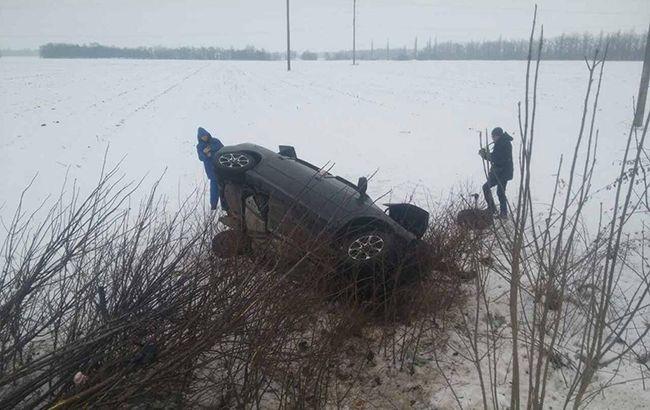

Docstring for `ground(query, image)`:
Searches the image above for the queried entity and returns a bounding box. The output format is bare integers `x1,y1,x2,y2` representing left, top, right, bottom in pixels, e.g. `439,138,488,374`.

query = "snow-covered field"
1,57,647,409
0,57,642,223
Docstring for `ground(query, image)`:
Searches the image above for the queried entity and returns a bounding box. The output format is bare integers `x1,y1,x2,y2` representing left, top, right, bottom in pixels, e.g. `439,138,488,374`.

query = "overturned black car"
211,143,429,272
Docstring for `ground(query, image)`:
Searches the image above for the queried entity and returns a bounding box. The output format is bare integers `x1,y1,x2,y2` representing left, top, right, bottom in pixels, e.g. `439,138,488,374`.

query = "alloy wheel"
218,153,251,169
347,234,385,261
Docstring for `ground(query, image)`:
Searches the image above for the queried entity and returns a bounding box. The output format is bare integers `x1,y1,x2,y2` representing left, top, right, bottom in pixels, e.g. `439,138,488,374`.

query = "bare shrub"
0,162,471,408
433,7,650,410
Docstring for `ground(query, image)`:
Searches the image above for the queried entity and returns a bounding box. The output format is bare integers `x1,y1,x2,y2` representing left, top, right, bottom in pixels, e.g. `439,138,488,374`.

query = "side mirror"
278,145,297,158
357,177,368,197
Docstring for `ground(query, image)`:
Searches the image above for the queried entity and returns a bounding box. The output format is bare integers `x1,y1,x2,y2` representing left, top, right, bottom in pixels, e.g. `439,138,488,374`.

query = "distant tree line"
39,43,281,60
325,31,647,61
301,51,318,60
0,48,38,57
37,30,646,62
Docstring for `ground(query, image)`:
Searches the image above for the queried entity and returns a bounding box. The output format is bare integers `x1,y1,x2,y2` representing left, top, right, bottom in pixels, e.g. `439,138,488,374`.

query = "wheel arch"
242,150,263,163
335,217,393,239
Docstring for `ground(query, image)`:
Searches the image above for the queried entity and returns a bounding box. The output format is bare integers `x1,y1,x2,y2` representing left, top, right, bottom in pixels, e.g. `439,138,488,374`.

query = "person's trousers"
209,178,229,211
482,173,508,216
209,178,219,210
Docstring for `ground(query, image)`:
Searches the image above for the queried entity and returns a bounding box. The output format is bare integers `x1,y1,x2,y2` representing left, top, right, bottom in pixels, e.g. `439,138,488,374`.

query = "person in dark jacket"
479,127,514,218
196,127,226,211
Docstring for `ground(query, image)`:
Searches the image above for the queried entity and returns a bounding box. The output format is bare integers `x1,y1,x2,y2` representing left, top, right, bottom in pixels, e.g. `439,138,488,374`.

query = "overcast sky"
1,0,648,51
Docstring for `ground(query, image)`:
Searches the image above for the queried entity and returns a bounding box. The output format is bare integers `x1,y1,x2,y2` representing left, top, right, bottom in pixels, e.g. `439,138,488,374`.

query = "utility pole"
370,40,374,60
386,39,390,60
414,37,418,59
286,0,291,71
634,24,650,127
352,0,357,65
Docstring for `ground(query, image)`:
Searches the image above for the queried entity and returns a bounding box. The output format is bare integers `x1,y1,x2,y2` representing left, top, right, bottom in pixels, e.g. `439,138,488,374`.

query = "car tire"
341,229,393,268
211,229,250,258
215,151,257,174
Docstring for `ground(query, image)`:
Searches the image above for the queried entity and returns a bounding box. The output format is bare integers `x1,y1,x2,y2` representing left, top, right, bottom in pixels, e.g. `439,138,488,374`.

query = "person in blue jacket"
196,127,226,211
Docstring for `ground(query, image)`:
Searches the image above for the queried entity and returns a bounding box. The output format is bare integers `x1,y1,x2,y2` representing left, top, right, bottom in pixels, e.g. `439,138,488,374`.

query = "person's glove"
203,146,211,154
478,148,488,159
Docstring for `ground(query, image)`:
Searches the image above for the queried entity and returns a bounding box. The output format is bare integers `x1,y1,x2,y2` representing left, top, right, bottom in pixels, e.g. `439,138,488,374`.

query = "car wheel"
211,229,250,258
215,151,257,174
342,229,393,266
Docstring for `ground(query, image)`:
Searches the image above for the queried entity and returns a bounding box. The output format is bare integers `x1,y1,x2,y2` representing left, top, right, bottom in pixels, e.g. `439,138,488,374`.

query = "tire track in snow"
111,64,208,129
69,64,212,168
83,67,188,112
251,68,392,110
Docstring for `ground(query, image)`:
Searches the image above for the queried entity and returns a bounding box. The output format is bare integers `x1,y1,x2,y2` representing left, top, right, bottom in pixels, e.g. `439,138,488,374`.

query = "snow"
0,57,647,408
0,57,642,223
428,266,650,410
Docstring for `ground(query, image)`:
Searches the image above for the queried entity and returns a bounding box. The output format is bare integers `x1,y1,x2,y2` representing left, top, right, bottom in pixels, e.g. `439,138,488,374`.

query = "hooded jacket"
196,127,224,180
489,132,514,181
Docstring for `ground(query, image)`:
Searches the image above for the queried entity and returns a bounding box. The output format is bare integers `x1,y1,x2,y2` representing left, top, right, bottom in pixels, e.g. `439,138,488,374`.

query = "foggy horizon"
1,0,648,52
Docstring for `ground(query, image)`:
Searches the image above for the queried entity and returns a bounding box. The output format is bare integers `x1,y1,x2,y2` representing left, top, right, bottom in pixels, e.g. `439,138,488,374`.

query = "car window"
291,157,357,188
333,175,358,189
292,157,333,176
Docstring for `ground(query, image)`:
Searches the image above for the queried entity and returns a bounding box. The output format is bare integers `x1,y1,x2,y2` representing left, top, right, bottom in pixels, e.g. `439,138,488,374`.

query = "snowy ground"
0,57,642,223
0,57,647,408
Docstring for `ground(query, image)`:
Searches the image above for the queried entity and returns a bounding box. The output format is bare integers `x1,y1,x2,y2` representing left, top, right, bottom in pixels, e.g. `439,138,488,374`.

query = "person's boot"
498,202,508,219
483,184,496,214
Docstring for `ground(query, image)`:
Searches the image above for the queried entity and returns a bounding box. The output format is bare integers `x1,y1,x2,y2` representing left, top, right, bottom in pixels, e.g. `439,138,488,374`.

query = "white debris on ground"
1,57,648,408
